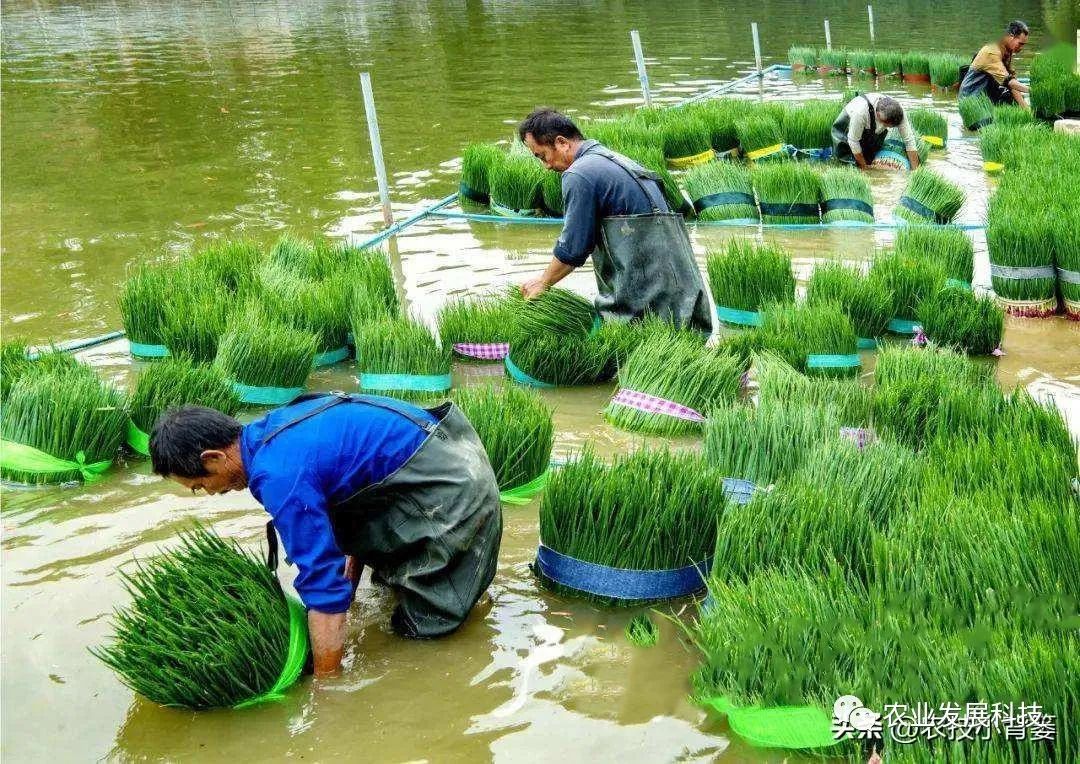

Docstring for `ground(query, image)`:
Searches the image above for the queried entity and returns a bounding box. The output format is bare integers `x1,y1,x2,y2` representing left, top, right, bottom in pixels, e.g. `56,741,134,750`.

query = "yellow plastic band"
923,135,944,147
666,148,715,169
746,143,784,161
983,161,1004,173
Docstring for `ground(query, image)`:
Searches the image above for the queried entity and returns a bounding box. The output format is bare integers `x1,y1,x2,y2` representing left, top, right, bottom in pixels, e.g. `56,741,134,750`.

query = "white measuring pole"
824,19,832,50
630,30,653,108
359,72,393,227
867,6,876,44
751,22,763,75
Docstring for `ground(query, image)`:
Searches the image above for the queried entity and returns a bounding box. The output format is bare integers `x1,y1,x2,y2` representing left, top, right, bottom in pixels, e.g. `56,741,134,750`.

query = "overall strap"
265,520,279,570
349,393,439,434
861,95,877,133
261,392,352,444
261,391,438,445
582,143,664,214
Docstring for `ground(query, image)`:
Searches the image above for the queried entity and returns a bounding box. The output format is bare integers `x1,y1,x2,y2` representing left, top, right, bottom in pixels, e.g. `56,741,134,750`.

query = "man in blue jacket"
149,392,502,676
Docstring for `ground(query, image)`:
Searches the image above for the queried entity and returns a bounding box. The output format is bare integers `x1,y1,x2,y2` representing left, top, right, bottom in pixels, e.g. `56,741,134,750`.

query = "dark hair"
517,108,583,146
876,96,904,126
150,405,243,478
1006,19,1029,37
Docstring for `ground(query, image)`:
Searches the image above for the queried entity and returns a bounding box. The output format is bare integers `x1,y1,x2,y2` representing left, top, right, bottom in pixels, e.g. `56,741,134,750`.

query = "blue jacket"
239,395,436,613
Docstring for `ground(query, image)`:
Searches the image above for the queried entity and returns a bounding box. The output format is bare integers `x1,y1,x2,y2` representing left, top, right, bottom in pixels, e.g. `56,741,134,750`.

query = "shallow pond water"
2,1,1078,762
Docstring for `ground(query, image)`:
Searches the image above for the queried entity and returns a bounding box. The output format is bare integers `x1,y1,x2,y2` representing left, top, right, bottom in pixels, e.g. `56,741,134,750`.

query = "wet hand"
520,278,549,300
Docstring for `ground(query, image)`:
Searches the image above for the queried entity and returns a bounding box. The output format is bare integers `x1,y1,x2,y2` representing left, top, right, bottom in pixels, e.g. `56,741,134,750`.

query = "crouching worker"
831,93,920,170
149,392,502,676
959,20,1030,107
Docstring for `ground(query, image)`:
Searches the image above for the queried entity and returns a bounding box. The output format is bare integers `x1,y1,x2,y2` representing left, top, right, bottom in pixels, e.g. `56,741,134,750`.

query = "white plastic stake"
630,30,653,108
867,6,876,44
824,19,832,51
359,72,393,227
751,22,763,75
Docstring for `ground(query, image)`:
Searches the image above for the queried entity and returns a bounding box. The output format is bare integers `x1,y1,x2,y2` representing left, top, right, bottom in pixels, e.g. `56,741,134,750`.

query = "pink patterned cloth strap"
453,342,510,360
611,388,706,423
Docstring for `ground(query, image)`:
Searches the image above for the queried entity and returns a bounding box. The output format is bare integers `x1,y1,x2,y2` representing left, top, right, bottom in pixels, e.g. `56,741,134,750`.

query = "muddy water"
3,1,1079,762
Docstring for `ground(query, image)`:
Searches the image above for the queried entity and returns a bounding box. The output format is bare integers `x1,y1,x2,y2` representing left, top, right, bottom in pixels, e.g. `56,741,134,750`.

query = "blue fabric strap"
535,544,710,600
875,150,909,168
692,191,756,213
715,306,763,326
793,146,833,161
313,347,349,367
129,341,169,359
359,372,452,393
722,477,757,506
888,318,919,334
504,355,555,388
806,354,862,369
233,383,306,405
856,337,878,350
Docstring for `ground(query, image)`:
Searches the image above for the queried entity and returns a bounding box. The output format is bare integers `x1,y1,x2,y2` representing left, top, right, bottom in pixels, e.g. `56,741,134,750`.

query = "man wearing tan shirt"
959,20,1031,106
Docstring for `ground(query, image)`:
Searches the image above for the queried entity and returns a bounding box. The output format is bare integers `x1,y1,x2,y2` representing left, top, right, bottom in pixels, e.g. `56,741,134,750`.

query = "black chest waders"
581,145,714,335
261,392,502,638
831,95,885,163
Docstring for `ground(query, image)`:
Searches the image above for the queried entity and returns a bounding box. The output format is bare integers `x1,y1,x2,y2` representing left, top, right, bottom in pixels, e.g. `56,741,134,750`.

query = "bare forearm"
308,610,346,676
906,150,920,170
522,257,575,299
852,151,869,170
541,257,574,287
1010,82,1029,107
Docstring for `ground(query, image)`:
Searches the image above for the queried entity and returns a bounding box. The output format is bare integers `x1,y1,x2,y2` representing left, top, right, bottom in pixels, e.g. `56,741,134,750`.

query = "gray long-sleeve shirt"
553,140,669,267
843,92,917,155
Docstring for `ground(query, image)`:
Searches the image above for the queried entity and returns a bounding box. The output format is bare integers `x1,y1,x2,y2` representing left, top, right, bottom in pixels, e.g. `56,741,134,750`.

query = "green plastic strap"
806,354,861,369
715,306,762,326
822,198,874,217
945,278,972,290
233,597,309,710
504,355,555,388
0,439,113,482
898,195,948,224
360,372,452,393
856,337,878,349
458,181,489,204
490,199,540,218
692,192,756,214
313,347,349,367
702,696,841,750
499,468,551,505
233,383,306,405
129,341,169,359
126,420,150,456
887,318,919,334
759,202,820,218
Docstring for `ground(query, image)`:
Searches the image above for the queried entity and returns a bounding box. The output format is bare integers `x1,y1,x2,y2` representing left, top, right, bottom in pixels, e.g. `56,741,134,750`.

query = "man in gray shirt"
518,108,712,333
831,93,920,170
